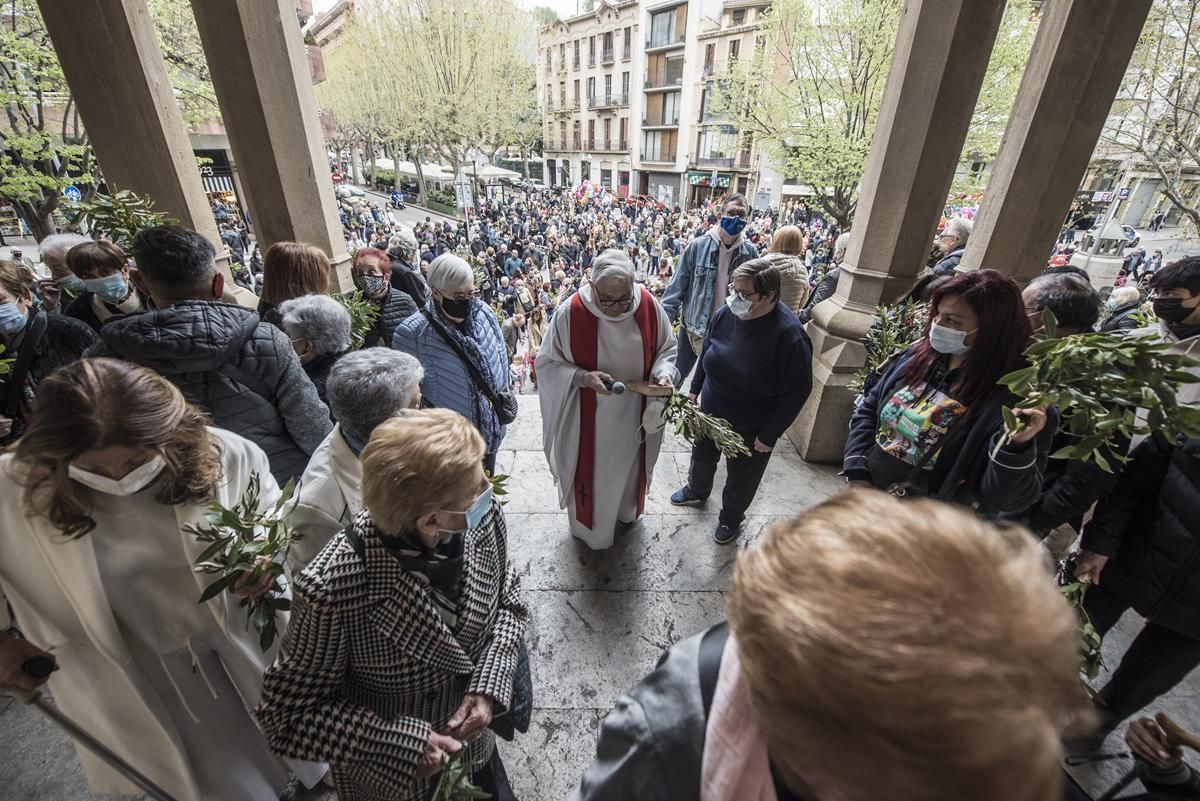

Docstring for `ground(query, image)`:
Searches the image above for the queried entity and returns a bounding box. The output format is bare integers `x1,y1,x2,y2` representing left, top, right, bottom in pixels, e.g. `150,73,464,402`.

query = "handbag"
421,309,519,425
885,417,969,498
489,640,533,741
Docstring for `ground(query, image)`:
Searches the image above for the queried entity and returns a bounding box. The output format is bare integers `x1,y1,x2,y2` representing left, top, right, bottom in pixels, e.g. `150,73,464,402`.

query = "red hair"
902,269,1031,410
353,247,390,271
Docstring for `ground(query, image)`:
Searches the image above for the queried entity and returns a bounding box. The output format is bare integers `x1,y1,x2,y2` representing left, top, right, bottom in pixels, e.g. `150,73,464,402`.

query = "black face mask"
440,295,472,319
353,273,388,298
1153,296,1197,324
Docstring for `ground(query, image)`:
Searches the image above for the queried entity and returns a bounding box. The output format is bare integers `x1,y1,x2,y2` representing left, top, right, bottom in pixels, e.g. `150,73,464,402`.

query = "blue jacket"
392,302,509,452
503,256,523,278
660,232,758,336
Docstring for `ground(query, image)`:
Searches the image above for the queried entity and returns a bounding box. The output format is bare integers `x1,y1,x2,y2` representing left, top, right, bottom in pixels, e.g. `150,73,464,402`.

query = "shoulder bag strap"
343,524,365,559
420,308,503,406
4,309,47,419
698,621,730,721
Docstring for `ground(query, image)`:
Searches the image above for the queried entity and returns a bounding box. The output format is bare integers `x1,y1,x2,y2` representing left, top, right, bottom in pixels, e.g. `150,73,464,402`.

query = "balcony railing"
622,44,632,61
586,138,623,152
573,137,583,150
601,48,614,64
646,32,686,50
588,54,596,67
642,113,681,126
696,155,734,169
644,74,684,90
642,149,677,163
587,92,629,109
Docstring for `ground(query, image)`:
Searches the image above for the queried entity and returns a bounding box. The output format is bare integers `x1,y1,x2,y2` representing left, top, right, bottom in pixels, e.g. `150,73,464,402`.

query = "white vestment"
536,284,677,548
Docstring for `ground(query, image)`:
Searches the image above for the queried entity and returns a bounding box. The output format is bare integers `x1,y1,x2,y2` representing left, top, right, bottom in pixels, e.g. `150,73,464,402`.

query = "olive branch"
663,392,752,458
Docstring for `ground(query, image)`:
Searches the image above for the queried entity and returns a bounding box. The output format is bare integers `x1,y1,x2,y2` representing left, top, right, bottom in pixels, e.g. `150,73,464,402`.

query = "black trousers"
1084,580,1200,726
472,748,517,801
687,429,773,528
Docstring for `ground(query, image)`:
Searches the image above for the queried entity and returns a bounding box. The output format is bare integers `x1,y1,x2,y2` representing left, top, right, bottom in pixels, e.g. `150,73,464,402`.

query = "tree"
1099,0,1200,232
148,0,219,127
0,0,94,240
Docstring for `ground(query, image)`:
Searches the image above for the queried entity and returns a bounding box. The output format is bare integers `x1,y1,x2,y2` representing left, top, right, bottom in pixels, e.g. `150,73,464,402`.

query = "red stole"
568,288,658,530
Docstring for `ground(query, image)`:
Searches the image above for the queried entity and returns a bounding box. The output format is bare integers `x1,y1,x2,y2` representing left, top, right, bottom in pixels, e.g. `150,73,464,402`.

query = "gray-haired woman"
278,293,351,406
392,253,509,473
289,348,424,569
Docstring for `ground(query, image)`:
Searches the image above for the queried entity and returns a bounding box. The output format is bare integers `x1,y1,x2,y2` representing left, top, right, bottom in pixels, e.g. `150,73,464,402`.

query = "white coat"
288,423,362,571
0,428,286,801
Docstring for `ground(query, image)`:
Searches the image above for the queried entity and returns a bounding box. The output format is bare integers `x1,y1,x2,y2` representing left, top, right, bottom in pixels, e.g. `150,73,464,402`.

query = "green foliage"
67,189,177,250
431,749,489,801
849,301,928,394
0,343,12,376
486,470,509,505
335,290,382,350
663,392,752,459
998,311,1200,471
1060,579,1105,680
184,473,302,653
147,0,220,126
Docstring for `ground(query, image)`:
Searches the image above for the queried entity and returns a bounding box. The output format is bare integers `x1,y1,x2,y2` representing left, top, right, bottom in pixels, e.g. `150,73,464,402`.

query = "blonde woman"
0,358,314,801
761,224,809,314
258,408,527,801
573,491,1088,801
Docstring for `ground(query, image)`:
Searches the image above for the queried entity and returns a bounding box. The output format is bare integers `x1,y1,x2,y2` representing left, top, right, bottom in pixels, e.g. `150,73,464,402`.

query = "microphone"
601,377,626,395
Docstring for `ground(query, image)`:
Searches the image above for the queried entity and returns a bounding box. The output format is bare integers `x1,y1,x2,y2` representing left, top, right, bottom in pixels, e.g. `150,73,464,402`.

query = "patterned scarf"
381,530,466,628
426,298,502,452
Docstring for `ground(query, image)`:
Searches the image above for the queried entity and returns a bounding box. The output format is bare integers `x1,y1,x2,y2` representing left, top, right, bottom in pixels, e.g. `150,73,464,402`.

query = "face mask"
68,455,165,496
1106,297,1119,310
440,295,473,319
438,485,493,535
1153,296,1197,324
725,292,753,317
720,215,747,238
56,273,85,293
353,273,388,297
928,321,974,355
82,272,130,304
0,301,27,335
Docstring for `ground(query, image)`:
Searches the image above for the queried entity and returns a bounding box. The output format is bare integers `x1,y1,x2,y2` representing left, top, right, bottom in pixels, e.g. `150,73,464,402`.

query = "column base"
328,252,354,294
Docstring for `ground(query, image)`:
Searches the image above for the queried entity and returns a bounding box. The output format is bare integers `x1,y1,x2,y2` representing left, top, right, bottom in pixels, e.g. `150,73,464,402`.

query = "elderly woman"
0,260,95,445
671,258,812,544
30,232,90,312
393,253,510,472
278,293,352,406
537,249,676,549
257,241,331,329
353,246,418,348
572,491,1087,801
1101,285,1144,332
63,239,147,331
258,408,527,801
0,358,314,801
289,348,424,569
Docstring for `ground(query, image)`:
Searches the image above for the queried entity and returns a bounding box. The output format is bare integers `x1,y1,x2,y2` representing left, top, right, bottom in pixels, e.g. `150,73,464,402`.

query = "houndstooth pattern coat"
256,500,526,801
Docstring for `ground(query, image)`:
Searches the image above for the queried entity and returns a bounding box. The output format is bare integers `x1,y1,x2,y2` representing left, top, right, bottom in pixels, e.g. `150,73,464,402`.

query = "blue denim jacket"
660,232,759,336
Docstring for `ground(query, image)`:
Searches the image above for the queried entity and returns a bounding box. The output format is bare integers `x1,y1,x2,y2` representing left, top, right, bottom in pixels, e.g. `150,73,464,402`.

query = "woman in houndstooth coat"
257,409,527,801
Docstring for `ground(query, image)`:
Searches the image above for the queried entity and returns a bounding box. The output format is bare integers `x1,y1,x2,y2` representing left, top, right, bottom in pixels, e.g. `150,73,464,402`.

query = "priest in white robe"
537,249,677,549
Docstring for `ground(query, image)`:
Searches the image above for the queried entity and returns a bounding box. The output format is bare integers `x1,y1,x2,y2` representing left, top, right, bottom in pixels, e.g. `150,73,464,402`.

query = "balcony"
642,113,680,127
641,149,677,163
587,138,624,152
555,62,567,76
696,155,734,169
644,74,684,91
601,48,614,64
645,32,686,52
588,92,629,110
572,136,583,150
737,151,753,168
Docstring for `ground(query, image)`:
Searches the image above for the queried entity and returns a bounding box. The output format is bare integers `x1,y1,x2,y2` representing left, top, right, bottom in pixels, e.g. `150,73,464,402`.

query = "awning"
202,175,235,193
780,184,816,196
687,170,731,187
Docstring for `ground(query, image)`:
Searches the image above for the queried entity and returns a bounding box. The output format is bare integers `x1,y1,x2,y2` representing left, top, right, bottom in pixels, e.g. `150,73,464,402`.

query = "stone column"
788,0,1006,462
959,0,1152,281
189,0,352,291
36,0,230,275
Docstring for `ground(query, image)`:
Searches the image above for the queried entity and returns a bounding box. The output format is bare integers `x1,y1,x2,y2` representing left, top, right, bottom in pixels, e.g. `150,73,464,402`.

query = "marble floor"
3,392,1198,801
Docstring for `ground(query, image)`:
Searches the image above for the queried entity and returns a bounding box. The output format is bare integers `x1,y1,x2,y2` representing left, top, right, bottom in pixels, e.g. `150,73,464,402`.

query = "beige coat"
0,428,284,801
762,252,810,314
288,423,362,572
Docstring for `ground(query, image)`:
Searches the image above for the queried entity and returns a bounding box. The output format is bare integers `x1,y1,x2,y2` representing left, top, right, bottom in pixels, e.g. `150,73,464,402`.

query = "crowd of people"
0,180,1198,801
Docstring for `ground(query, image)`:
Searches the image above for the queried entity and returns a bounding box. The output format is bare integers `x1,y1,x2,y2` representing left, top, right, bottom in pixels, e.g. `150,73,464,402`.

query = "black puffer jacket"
389,257,428,307
87,301,332,483
0,310,96,445
1081,434,1200,639
364,287,417,349
1100,301,1143,333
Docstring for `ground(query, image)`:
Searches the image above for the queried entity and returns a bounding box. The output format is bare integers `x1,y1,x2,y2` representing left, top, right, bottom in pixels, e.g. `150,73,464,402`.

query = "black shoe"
670,486,706,507
714,521,740,545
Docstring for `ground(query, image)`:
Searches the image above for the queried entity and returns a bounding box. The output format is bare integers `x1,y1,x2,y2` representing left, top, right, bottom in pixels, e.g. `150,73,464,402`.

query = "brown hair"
768,225,805,256
360,409,485,533
0,259,32,302
730,256,782,301
727,491,1087,801
260,242,330,306
65,240,127,279
13,358,224,539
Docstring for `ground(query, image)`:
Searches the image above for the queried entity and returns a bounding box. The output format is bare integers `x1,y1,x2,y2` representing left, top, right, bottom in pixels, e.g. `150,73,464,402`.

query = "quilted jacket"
257,503,526,801
87,300,332,483
364,288,418,349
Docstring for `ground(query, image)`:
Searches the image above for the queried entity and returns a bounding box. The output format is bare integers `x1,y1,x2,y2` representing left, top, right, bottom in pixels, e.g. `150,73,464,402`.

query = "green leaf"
198,570,242,603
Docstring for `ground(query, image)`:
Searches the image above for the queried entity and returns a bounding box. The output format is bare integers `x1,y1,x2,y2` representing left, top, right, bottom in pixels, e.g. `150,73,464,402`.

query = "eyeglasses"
596,293,634,311
728,287,760,302
443,289,477,301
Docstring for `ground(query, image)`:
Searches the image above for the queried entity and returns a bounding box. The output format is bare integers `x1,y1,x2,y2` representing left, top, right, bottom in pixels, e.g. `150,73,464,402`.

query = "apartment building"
537,0,641,195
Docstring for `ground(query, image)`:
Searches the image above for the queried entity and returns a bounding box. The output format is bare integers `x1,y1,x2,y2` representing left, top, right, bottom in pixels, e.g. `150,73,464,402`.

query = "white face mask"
725,292,753,317
928,321,974,355
69,456,165,496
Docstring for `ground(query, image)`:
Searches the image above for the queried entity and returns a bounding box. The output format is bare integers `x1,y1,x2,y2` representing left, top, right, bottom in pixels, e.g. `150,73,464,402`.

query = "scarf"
701,637,777,801
381,529,466,628
426,298,503,452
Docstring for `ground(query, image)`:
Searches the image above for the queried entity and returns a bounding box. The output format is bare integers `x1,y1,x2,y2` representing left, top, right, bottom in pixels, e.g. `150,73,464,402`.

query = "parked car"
525,178,548,191
1087,222,1141,249
334,184,366,199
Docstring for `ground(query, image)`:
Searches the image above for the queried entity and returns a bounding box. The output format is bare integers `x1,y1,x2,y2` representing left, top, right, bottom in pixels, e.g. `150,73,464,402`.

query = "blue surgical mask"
719,215,747,238
928,321,974,355
55,273,85,293
0,301,27,335
725,292,753,317
438,484,494,535
82,272,130,304
1106,297,1119,310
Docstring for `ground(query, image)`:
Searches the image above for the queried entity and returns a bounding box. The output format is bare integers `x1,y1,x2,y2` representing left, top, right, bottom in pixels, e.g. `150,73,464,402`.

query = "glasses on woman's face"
596,291,634,312
728,286,760,303
444,289,477,302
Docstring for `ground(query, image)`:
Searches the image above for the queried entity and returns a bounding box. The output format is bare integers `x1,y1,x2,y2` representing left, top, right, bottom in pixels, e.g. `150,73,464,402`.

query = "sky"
312,0,581,19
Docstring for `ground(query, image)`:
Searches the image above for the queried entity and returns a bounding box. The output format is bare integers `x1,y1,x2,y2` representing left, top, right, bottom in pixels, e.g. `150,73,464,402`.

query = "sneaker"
670,486,706,507
714,521,740,545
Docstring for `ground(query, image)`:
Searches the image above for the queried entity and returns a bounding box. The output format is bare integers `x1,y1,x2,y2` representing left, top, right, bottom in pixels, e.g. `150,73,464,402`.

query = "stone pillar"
788,0,1006,462
959,0,1152,281
36,0,230,275
189,0,352,291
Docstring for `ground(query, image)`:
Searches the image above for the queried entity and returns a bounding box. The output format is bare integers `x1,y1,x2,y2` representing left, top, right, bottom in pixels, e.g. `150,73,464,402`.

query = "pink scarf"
700,636,778,801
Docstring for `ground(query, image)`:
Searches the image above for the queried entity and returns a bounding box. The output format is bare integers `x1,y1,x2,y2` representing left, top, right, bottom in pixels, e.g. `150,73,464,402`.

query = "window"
641,130,677,161
646,52,684,88
728,39,740,64
604,74,613,101
603,118,612,147
589,35,596,65
621,71,630,100
662,91,680,124
573,120,582,149
573,79,580,104
704,43,715,75
623,26,632,59
587,76,596,102
588,119,596,148
559,42,565,69
574,39,580,63
731,8,746,25
546,84,553,107
559,81,566,106
559,121,567,148
648,6,686,48
619,117,628,149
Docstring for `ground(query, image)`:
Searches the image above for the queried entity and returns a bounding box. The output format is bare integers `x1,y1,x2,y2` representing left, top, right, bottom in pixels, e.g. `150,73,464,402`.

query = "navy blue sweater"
690,303,812,447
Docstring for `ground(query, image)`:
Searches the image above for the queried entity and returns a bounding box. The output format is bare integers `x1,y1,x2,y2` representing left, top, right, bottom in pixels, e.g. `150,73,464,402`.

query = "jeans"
686,428,773,528
1084,580,1200,726
673,325,699,389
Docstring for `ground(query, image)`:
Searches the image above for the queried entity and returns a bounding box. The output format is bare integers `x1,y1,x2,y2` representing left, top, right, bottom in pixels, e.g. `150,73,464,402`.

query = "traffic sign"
1118,186,1130,200
62,185,81,202
331,172,343,184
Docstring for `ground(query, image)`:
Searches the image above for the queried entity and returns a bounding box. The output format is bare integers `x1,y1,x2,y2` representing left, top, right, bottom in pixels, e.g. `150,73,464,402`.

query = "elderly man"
31,232,90,312
537,249,677,549
277,294,352,407
287,348,424,569
930,218,972,277
387,228,428,306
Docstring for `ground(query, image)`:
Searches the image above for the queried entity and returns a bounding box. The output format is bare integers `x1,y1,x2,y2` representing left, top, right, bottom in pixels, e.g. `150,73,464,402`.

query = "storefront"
644,171,679,208
194,148,247,225
686,169,732,209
